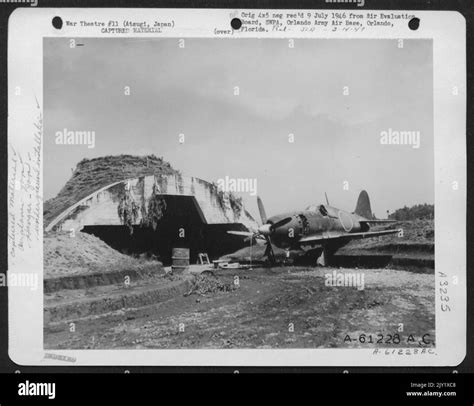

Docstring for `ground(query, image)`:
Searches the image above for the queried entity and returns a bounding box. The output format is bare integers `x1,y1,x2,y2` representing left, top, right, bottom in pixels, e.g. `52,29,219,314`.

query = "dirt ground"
44,266,435,350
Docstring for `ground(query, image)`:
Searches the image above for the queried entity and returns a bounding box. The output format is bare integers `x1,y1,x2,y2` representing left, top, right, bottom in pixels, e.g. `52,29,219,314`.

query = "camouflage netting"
117,187,140,235
143,182,167,231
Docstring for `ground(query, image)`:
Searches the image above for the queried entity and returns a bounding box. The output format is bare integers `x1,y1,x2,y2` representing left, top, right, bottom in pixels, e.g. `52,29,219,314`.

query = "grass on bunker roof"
43,154,179,226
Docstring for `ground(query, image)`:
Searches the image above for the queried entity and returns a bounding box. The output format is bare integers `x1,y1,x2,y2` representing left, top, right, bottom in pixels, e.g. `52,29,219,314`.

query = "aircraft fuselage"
267,205,368,249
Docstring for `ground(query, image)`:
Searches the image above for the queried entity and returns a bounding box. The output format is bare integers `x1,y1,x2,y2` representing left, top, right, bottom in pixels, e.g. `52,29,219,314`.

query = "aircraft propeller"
227,197,292,265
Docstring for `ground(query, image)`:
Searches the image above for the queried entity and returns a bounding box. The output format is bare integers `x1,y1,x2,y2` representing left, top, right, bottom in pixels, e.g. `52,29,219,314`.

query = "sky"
44,38,433,218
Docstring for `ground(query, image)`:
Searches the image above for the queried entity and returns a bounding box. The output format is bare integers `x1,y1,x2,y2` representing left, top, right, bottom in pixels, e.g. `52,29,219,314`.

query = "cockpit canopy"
306,204,340,218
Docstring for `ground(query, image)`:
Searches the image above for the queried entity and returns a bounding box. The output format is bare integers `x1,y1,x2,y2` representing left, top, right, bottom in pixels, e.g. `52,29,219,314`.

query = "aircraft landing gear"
316,246,336,267
316,248,327,267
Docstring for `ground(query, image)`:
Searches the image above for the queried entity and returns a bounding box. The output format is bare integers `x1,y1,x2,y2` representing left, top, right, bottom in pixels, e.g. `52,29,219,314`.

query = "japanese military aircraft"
228,190,402,266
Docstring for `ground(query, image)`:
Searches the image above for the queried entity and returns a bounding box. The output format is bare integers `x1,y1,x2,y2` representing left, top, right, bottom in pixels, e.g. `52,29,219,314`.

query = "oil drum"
171,248,190,273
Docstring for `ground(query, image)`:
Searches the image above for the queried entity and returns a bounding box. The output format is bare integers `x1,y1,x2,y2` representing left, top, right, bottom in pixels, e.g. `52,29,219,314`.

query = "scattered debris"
184,274,237,296
212,260,253,270
219,262,240,269
197,253,211,265
200,270,216,277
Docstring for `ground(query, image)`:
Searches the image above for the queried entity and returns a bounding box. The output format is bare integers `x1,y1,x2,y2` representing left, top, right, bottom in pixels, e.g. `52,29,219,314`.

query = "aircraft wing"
359,219,397,224
298,229,401,245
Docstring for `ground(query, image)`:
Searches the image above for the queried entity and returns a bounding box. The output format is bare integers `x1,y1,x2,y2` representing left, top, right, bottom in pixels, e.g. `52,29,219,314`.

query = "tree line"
387,203,434,221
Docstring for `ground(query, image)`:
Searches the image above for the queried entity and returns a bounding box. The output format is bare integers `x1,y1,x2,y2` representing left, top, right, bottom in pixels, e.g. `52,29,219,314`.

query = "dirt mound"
44,154,179,226
338,220,434,271
345,219,434,251
44,231,163,278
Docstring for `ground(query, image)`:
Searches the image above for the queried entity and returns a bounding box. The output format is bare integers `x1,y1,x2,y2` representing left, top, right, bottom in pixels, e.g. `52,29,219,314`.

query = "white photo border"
7,8,466,366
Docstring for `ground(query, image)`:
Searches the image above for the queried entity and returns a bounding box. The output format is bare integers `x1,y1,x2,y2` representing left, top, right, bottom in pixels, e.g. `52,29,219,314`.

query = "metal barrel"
171,248,190,273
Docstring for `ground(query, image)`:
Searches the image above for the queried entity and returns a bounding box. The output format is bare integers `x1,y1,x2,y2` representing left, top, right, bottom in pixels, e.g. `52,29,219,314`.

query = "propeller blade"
245,234,266,243
257,196,267,224
227,230,254,237
271,217,292,230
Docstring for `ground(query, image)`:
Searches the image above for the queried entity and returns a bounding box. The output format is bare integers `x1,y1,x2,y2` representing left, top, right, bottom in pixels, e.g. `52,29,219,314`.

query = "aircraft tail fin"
354,190,373,219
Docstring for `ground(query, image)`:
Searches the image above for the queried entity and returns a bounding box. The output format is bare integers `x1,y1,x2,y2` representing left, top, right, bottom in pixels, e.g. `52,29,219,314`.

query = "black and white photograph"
0,1,471,402
42,36,436,350
6,8,466,371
